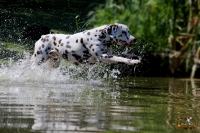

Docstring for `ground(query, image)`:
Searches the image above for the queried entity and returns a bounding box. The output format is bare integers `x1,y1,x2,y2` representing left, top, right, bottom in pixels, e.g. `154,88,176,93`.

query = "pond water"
0,60,200,133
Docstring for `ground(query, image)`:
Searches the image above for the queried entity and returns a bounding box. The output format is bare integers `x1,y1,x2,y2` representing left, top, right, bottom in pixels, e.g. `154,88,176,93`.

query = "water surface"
0,63,199,133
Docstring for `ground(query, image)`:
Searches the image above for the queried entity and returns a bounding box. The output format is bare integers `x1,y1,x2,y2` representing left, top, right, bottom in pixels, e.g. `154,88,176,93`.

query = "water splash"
0,53,119,84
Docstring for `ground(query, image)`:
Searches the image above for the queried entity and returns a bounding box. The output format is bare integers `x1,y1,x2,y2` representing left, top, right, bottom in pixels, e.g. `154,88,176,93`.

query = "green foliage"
88,0,173,52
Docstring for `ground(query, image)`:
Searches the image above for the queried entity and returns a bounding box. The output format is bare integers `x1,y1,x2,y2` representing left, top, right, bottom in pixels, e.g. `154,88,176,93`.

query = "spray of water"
0,53,121,84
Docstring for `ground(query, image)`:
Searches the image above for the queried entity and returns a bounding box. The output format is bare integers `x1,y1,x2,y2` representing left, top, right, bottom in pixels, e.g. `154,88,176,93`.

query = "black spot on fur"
82,43,88,50
37,50,41,55
66,36,70,39
89,44,93,49
41,57,45,62
54,42,57,46
53,36,56,40
107,27,112,35
66,45,71,48
58,39,62,44
99,35,106,39
62,54,68,60
72,54,83,63
55,48,59,52
83,50,92,59
83,50,89,54
80,38,83,44
118,34,122,37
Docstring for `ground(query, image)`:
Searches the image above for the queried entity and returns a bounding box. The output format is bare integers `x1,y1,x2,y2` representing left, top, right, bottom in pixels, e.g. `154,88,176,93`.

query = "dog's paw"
128,59,141,65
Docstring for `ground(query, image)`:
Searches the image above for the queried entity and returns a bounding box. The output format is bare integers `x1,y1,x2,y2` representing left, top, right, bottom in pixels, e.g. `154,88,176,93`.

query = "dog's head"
107,24,136,46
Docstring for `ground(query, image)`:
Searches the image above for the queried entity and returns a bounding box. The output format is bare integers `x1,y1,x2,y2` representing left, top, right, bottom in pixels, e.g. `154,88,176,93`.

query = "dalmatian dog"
32,24,141,68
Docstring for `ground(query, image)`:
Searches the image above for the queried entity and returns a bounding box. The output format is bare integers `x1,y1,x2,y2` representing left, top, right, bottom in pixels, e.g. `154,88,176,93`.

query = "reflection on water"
0,62,200,132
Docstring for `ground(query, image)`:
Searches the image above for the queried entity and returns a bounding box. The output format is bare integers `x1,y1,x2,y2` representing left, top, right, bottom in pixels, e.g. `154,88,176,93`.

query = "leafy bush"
87,0,172,52
85,0,178,76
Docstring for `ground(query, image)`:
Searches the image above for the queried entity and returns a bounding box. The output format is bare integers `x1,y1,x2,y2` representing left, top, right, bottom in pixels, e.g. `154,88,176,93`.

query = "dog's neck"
98,26,118,46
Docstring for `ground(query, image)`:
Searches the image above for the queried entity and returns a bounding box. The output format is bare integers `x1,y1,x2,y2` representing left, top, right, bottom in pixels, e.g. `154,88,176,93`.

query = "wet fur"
32,24,141,68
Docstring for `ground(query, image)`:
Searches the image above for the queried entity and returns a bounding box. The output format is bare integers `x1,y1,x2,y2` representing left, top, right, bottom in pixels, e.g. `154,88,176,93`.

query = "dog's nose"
133,38,137,43
130,37,136,44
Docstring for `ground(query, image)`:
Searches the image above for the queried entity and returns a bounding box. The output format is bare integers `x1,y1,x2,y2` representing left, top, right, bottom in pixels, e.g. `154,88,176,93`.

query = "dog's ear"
107,24,118,38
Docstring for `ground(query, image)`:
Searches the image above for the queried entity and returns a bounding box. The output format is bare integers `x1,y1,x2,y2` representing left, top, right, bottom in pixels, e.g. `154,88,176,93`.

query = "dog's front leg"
99,54,141,65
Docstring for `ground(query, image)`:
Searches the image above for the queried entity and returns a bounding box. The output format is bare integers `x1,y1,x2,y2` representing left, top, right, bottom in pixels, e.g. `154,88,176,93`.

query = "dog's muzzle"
123,36,137,46
129,36,137,44
118,35,137,46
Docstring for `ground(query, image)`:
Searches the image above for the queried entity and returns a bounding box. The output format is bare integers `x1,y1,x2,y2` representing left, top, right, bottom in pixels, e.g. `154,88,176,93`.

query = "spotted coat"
32,23,140,67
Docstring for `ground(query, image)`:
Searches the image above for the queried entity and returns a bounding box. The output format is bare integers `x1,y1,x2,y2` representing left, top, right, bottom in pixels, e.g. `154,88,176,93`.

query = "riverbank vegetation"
0,0,199,77
87,0,200,77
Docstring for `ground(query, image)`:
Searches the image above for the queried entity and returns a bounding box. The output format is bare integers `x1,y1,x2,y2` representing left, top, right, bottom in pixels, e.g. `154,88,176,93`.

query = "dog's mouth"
119,40,133,46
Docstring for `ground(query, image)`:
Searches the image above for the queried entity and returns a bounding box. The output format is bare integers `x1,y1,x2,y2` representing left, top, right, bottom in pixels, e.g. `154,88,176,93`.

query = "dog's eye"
122,31,127,35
